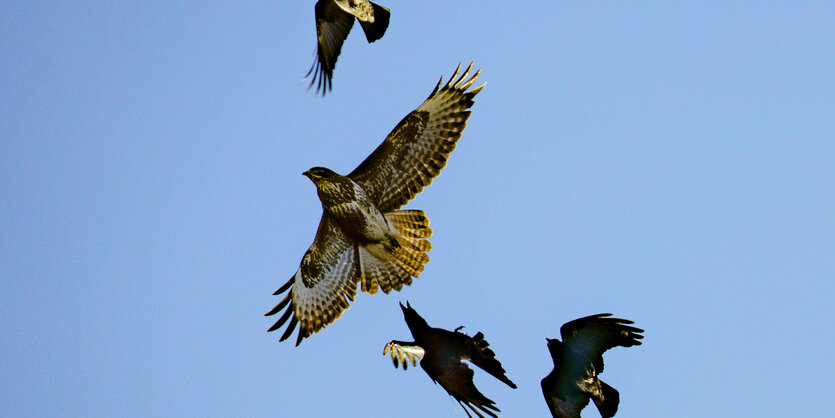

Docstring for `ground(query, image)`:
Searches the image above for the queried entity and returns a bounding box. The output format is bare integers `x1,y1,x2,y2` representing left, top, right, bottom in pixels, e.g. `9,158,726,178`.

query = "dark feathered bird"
267,63,484,345
541,314,644,418
306,0,390,95
384,302,517,418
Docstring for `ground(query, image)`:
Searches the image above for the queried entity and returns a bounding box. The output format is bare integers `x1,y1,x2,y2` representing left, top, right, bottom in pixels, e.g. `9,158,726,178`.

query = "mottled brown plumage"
384,303,517,418
267,63,485,345
541,314,644,418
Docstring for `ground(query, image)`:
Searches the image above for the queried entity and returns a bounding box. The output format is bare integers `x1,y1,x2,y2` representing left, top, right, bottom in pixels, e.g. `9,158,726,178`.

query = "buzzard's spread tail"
358,246,412,294
386,209,432,275
592,380,620,418
386,209,432,241
358,2,390,43
357,210,432,295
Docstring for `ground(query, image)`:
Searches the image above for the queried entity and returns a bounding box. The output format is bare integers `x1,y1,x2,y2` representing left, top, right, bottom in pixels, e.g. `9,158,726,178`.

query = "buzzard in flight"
541,314,644,418
306,0,390,95
384,302,517,418
267,63,484,345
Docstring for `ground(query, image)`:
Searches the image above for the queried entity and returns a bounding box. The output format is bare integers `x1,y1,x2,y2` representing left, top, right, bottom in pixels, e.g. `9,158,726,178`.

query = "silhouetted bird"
541,314,643,418
267,63,484,345
306,0,390,95
384,302,517,418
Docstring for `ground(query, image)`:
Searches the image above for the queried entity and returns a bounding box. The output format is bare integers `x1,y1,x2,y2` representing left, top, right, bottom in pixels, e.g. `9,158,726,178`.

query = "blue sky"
2,2,833,417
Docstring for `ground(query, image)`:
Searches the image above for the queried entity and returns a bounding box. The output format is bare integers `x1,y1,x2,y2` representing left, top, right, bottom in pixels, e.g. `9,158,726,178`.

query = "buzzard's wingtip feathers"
267,304,295,332
447,62,463,89
278,315,299,342
264,293,291,316
426,62,483,101
294,328,306,346
459,68,482,91
453,62,475,89
469,82,486,97
273,275,294,295
429,75,444,98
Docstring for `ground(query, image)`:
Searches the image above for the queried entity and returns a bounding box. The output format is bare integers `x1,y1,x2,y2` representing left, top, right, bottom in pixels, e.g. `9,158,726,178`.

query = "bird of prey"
267,63,484,345
541,314,644,418
306,0,391,95
384,302,517,418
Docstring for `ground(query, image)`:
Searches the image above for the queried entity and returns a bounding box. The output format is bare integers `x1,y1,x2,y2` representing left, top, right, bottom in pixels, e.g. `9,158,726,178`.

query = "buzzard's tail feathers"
387,209,433,239
386,210,432,274
358,246,413,295
358,2,390,43
357,210,431,295
592,380,620,418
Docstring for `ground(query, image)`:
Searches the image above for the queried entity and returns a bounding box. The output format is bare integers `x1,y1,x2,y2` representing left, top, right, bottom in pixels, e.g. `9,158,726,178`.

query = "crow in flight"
306,0,390,95
541,314,643,418
385,302,517,418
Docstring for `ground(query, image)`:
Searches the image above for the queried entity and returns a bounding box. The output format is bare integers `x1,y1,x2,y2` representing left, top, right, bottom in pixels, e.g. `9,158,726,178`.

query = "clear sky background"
2,2,833,417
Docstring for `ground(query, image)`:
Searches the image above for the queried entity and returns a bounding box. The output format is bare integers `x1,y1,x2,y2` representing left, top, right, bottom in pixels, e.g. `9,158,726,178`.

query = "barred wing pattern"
350,62,485,213
265,214,359,345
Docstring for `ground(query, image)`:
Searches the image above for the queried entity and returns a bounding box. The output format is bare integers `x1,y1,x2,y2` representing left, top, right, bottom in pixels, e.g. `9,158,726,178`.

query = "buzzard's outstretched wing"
559,314,644,372
384,340,425,370
265,214,359,345
349,62,485,212
306,0,355,95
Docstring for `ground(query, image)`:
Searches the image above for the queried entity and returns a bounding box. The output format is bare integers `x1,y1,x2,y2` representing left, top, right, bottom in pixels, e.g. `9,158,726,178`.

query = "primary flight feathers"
267,63,484,345
541,314,644,418
306,0,391,95
385,302,516,418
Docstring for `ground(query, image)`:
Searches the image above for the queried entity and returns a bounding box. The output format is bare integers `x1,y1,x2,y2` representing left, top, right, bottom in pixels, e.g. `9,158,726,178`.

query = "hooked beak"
302,170,312,179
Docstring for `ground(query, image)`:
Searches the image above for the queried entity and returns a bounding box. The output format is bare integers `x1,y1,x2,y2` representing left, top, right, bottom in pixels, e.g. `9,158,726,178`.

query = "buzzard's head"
303,167,338,184
400,302,429,336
